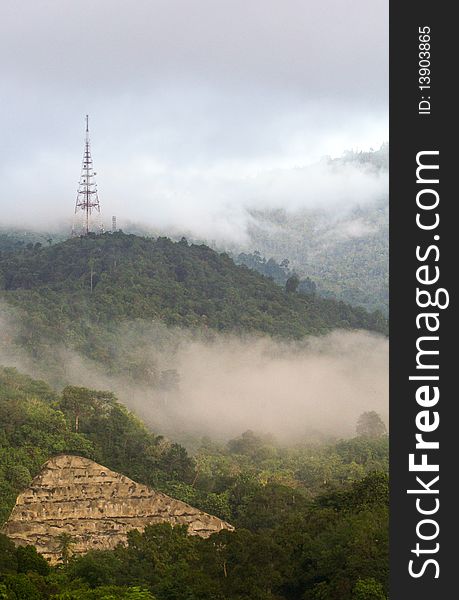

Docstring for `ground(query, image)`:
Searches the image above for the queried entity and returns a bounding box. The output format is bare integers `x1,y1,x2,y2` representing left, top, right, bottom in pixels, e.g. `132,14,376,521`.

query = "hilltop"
0,232,386,378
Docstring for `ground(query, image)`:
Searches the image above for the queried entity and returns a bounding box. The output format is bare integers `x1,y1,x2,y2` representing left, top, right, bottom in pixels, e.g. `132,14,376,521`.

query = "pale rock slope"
3,454,233,563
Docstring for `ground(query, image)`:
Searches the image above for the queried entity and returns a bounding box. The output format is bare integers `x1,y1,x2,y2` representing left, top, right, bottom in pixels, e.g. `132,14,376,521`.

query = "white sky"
0,0,388,240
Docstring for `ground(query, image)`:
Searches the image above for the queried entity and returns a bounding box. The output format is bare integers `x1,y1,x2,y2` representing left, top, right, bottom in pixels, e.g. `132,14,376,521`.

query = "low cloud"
1,307,388,442
1,0,387,242
157,330,388,440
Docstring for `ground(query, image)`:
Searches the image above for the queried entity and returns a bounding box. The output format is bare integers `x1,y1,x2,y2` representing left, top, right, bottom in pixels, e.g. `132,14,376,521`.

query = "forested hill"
242,146,389,315
0,232,386,344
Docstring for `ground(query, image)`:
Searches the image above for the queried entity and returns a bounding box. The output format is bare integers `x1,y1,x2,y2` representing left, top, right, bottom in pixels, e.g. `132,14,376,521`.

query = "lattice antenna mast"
74,115,100,235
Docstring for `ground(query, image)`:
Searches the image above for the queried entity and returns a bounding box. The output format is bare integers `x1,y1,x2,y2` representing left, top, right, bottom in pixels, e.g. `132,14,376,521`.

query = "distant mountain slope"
245,199,388,313
0,234,386,365
241,146,388,314
0,229,67,253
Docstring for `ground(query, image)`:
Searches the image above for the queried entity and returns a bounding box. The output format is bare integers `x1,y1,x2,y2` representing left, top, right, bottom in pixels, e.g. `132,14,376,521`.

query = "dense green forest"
0,232,386,336
235,252,317,296
0,233,386,382
0,367,388,599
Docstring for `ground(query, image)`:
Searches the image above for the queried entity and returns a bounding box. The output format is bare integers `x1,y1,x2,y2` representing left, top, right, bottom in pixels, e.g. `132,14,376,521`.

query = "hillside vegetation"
242,147,389,314
0,367,194,525
0,366,388,600
0,233,386,378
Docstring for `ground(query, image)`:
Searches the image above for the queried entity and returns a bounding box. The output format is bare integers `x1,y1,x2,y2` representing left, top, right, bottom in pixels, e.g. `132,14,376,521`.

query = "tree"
356,412,387,438
89,257,96,292
280,258,290,269
16,545,50,575
57,532,74,565
60,386,114,433
351,472,389,509
227,430,263,456
352,578,386,600
0,534,18,574
235,483,310,531
67,551,120,588
285,274,300,293
50,586,157,599
299,276,317,296
60,386,94,433
0,574,42,600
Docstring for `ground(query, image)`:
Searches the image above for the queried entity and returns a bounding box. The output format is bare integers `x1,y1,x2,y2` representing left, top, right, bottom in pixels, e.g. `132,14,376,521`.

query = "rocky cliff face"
2,454,233,563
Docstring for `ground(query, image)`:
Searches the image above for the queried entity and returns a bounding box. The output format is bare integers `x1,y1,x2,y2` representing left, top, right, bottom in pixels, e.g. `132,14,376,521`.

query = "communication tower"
73,115,101,235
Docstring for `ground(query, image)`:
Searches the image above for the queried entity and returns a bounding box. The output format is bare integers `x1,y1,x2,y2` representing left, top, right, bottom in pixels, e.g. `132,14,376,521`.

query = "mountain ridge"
0,231,387,330
0,232,387,383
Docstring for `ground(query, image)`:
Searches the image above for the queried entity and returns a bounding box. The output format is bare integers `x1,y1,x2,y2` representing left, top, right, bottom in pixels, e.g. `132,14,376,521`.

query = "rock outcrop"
2,454,233,563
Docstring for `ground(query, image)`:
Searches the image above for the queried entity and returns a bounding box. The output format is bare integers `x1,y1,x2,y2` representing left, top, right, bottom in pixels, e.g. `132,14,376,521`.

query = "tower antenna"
73,115,101,235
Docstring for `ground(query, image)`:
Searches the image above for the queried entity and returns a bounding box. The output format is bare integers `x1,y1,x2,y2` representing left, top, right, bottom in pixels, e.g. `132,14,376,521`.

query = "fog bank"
0,307,387,441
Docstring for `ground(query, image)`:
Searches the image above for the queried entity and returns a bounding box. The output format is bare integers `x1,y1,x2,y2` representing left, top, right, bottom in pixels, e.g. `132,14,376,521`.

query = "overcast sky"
0,0,388,240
